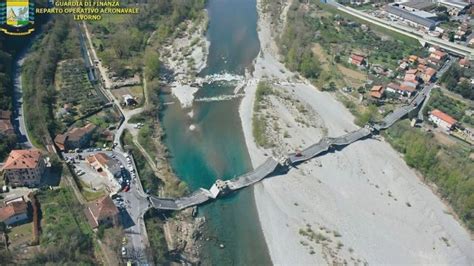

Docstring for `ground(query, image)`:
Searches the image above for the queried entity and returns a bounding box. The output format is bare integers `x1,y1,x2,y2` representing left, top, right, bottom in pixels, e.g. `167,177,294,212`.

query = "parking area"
64,149,138,194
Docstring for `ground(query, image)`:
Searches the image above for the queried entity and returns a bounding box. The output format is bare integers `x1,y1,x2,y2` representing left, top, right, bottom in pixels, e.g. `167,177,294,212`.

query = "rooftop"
2,150,43,170
431,109,457,125
386,5,437,29
0,201,28,222
86,196,119,228
0,110,11,120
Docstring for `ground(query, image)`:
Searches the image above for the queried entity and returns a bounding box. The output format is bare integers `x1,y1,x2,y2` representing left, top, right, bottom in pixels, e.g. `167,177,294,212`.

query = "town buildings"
1,149,46,187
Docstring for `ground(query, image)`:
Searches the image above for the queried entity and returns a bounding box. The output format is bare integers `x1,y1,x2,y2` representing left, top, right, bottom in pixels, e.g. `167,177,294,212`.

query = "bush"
384,121,474,231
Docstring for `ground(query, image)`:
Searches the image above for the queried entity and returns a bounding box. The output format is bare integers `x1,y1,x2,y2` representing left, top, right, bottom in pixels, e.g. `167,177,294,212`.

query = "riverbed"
159,0,272,264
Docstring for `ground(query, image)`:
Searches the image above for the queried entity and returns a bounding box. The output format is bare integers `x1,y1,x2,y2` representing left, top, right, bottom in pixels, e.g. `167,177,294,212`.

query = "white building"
429,109,457,131
0,199,29,226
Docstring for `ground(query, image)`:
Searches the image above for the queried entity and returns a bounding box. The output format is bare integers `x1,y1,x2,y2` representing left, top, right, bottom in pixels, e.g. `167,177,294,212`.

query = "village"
347,42,473,145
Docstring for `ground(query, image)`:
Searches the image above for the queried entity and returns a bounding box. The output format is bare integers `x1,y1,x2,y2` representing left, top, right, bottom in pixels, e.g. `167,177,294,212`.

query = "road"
12,55,33,148
418,57,457,121
326,0,474,59
78,22,152,264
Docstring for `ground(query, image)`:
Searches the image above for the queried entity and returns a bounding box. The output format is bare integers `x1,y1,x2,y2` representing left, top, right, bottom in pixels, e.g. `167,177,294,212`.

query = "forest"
90,0,206,78
440,64,474,101
0,41,16,160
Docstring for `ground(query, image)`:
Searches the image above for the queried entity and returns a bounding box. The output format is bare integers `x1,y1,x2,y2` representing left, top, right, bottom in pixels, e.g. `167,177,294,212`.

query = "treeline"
278,0,321,80
440,64,474,100
0,40,16,160
91,0,206,77
385,121,474,231
0,42,12,111
22,16,81,147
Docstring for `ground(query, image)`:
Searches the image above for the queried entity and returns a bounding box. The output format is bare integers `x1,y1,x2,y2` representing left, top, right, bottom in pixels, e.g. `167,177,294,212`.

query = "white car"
121,247,126,256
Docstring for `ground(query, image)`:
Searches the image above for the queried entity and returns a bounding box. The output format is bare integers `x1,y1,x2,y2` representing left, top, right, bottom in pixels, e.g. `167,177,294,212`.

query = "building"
348,54,366,67
123,94,138,106
421,67,437,83
459,58,470,68
438,0,471,16
429,109,457,130
0,199,29,227
400,81,418,96
385,4,437,31
429,50,447,65
386,82,416,97
404,68,419,82
397,0,437,11
408,55,418,63
84,196,119,228
87,153,122,178
54,123,97,152
0,110,14,136
0,120,14,136
1,150,46,187
370,85,385,99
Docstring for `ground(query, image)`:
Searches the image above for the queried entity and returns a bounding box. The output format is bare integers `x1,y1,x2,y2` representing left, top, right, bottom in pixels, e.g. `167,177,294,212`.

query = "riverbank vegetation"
384,121,474,231
253,82,274,148
88,0,207,78
439,64,474,101
144,210,168,264
274,0,421,88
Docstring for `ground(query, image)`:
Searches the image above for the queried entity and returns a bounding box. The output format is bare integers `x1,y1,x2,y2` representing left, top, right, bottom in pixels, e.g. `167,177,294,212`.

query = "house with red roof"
1,150,46,187
0,198,29,227
428,50,447,65
429,109,457,131
348,54,366,67
54,123,97,152
459,58,470,68
84,196,119,228
369,85,384,99
421,67,437,83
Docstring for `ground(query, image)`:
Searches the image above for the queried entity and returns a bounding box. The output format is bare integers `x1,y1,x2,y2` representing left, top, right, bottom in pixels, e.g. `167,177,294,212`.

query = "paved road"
79,22,152,264
12,55,33,148
326,0,474,59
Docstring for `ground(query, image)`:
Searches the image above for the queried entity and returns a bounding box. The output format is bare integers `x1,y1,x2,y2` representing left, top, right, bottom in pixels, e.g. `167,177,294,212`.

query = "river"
159,0,272,264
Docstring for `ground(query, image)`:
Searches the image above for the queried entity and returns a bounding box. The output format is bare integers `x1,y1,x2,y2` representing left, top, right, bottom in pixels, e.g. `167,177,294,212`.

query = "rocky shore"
160,12,210,108
239,0,474,264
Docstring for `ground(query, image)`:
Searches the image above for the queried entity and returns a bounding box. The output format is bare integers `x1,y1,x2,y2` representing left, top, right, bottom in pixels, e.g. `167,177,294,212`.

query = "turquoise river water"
159,0,272,264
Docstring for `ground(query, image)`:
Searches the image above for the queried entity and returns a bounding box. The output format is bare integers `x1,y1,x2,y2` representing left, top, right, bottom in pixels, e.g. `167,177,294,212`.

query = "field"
31,188,97,264
55,59,106,128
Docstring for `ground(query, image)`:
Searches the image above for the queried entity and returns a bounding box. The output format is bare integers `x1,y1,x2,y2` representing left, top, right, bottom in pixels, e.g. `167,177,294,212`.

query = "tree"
145,50,161,80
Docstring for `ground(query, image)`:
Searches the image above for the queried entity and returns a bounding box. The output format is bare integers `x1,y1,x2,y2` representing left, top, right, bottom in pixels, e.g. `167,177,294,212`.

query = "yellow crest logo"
1,0,35,36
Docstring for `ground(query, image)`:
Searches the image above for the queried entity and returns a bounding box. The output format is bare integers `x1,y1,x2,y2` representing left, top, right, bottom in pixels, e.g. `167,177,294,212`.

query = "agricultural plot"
55,59,105,126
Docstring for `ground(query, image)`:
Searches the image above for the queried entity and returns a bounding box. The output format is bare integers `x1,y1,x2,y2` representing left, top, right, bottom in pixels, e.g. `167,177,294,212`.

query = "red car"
123,186,130,192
